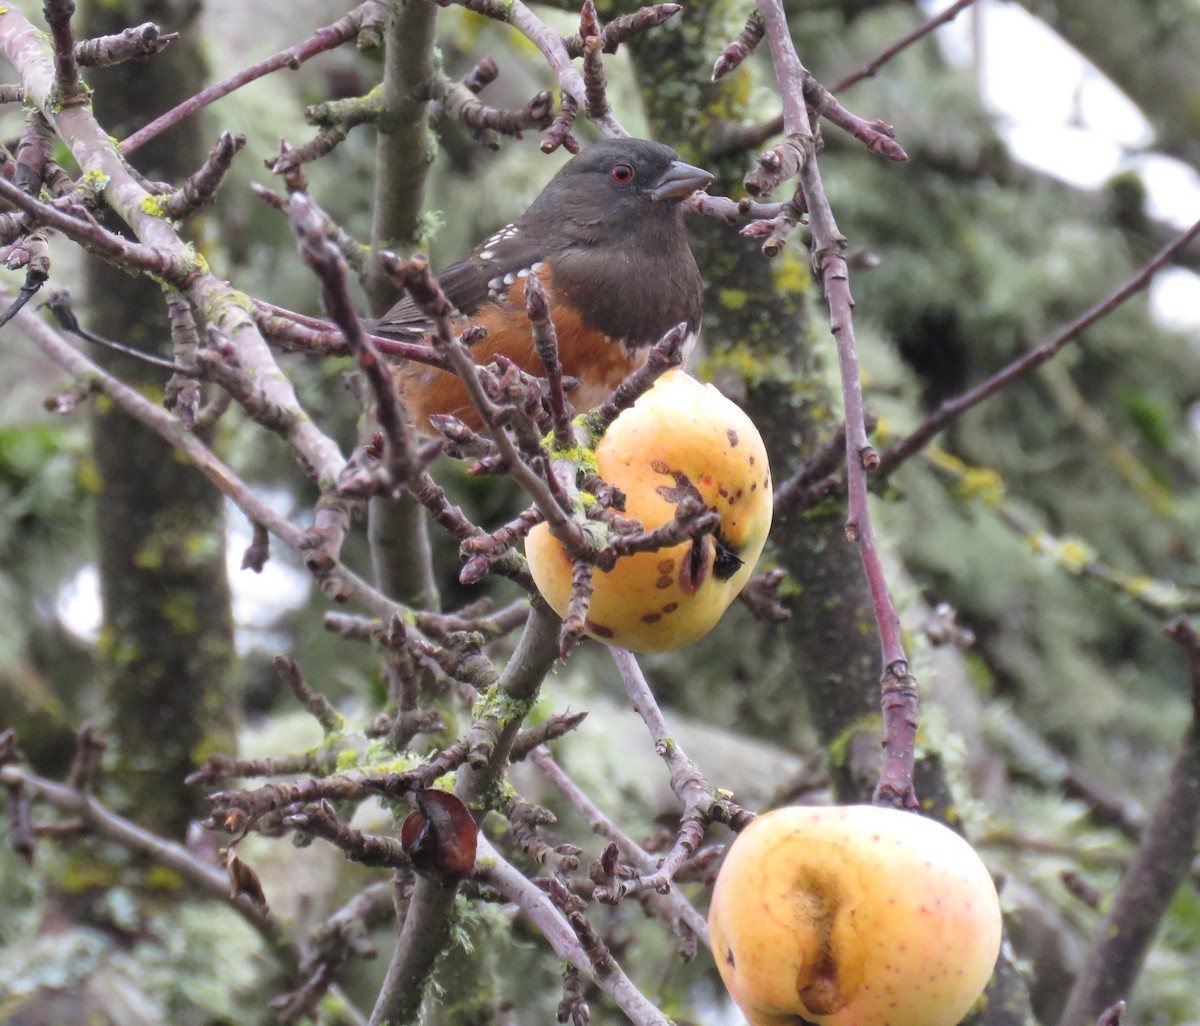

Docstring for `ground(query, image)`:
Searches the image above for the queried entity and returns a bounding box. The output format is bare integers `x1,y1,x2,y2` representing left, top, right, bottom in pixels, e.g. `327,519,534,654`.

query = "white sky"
58,494,311,650
929,0,1200,330
56,1,1200,641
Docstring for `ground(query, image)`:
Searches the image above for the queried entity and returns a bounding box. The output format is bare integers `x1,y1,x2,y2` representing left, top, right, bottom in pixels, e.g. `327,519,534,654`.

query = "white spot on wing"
482,223,519,249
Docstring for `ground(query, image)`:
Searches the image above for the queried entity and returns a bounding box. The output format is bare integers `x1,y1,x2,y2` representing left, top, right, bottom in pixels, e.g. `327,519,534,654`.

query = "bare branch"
712,0,976,157
711,10,764,82
41,0,85,105
755,0,917,806
526,272,573,448
431,76,554,140
585,323,688,437
157,130,245,218
1057,618,1200,1026
579,1,611,121
877,218,1200,480
12,304,397,616
563,3,681,56
74,21,177,67
508,0,628,138
542,93,581,154
369,603,561,1026
609,648,755,900
478,836,673,1026
834,0,976,92
0,764,299,970
121,4,385,155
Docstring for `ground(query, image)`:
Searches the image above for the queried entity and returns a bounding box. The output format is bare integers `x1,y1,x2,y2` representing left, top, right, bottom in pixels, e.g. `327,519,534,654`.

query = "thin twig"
833,0,976,92
74,22,177,67
121,4,384,155
397,257,590,557
508,0,627,138
526,272,573,448
580,1,611,122
562,3,681,56
13,304,400,617
756,0,917,807
609,648,755,899
711,10,764,82
712,0,977,156
477,836,671,1026
877,218,1200,479
528,747,710,940
926,449,1200,616
41,0,84,104
0,767,297,975
157,130,245,218
287,191,419,491
1056,618,1200,1026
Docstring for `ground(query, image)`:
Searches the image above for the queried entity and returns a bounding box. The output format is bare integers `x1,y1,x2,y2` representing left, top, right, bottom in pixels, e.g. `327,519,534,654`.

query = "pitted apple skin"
526,369,772,653
708,805,1002,1026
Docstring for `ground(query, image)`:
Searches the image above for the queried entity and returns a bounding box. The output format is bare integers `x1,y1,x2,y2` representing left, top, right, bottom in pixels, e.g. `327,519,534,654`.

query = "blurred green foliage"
3,0,1200,1023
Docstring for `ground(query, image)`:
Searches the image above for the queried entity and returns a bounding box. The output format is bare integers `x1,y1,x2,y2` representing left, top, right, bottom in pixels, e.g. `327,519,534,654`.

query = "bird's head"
533,138,713,220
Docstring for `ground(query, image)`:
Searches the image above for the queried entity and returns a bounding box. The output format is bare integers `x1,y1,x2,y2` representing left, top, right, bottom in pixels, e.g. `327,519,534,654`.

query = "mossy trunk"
83,0,236,839
613,0,884,796
617,4,1034,1022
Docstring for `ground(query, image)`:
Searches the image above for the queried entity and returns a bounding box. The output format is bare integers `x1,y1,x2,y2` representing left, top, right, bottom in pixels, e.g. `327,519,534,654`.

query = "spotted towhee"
374,138,714,430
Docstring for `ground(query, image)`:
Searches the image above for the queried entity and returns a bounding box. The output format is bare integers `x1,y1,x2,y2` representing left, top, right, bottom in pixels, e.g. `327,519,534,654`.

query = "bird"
372,138,714,431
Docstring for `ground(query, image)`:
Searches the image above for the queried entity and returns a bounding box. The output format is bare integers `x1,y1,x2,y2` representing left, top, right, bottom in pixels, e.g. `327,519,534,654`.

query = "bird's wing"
371,223,549,339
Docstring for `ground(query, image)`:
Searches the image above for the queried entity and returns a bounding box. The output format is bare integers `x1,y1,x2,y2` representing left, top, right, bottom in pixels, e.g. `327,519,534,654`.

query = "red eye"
610,163,634,184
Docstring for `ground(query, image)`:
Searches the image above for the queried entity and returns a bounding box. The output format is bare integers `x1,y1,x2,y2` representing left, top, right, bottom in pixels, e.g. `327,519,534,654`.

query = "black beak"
648,158,715,201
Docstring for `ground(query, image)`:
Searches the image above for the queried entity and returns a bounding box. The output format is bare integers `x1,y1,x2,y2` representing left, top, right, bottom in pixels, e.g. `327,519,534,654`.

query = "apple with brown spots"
525,368,772,652
708,805,1001,1026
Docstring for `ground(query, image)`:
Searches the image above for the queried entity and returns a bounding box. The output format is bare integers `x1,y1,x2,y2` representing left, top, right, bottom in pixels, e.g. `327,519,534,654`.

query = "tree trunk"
620,4,1035,1023
83,0,236,839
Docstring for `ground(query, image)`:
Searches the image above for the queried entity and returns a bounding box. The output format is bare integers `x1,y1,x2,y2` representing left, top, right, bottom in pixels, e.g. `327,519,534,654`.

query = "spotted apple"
708,804,1002,1026
525,368,772,652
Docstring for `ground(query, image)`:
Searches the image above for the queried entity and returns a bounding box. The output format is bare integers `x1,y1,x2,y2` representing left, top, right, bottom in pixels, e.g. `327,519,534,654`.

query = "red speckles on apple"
708,805,1001,1026
525,369,772,652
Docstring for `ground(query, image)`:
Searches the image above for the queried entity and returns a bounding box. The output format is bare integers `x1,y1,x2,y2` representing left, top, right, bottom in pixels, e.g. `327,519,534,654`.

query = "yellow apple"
708,805,1001,1026
525,369,772,652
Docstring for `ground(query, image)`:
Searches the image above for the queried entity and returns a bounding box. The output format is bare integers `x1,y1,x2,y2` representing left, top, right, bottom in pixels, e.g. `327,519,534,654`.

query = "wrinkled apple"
525,369,772,652
708,804,1001,1026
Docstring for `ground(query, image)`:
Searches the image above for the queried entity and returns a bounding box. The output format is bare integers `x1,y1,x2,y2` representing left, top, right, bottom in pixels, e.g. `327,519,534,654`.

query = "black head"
518,139,711,345
528,139,713,221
